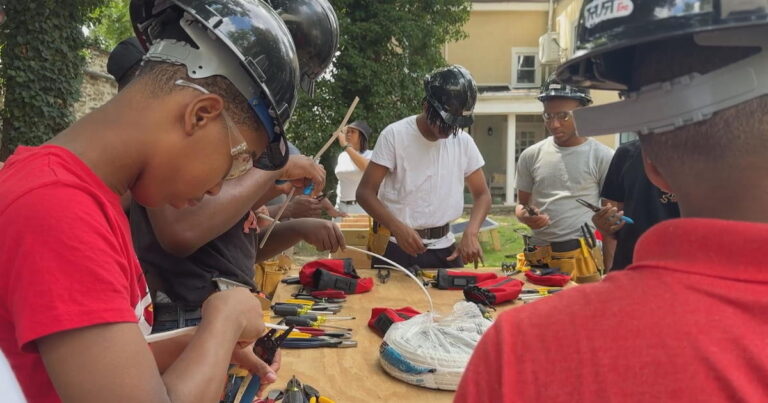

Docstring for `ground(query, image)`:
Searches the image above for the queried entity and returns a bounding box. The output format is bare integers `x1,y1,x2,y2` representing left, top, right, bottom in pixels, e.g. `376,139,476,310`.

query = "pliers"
281,337,358,349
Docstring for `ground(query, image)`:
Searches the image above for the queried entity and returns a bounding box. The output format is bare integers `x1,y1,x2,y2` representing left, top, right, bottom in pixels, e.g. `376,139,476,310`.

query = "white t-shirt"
516,137,614,245
0,351,25,402
335,149,373,202
371,115,485,249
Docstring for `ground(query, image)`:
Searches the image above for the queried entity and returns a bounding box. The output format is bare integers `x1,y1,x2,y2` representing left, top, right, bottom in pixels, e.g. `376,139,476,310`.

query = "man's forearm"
602,236,617,271
255,222,304,262
149,169,282,257
465,190,491,237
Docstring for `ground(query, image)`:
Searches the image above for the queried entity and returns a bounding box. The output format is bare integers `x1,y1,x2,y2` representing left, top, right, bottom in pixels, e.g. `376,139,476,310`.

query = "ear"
182,94,225,136
641,150,673,193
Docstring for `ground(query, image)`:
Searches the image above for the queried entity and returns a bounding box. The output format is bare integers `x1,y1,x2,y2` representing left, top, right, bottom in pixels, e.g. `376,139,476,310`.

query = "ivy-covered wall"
0,1,108,160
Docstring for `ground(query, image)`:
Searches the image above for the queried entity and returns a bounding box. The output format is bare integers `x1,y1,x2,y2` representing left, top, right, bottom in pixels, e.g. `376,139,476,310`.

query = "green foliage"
287,0,471,202
0,0,108,159
87,0,133,51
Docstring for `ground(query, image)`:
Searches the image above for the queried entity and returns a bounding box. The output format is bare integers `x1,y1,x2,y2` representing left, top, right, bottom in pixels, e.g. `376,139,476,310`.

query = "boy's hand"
336,128,348,147
592,204,626,234
231,344,280,397
280,155,325,196
295,218,345,252
201,288,264,344
285,196,323,219
392,223,427,256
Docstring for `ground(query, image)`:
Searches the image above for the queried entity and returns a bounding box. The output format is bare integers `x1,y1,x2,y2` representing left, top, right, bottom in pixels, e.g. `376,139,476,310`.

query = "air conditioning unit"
538,32,561,65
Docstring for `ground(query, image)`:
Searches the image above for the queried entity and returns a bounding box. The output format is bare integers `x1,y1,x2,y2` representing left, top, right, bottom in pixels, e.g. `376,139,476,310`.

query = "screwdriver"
283,316,353,331
274,301,342,312
272,305,338,317
287,313,355,322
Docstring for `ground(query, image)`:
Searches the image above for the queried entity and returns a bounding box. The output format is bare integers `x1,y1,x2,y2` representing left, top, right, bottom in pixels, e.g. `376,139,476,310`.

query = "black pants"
372,241,464,269
151,303,202,334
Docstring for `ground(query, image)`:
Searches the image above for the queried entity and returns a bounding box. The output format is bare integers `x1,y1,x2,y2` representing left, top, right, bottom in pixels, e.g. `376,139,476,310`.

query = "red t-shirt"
0,145,152,402
456,218,768,402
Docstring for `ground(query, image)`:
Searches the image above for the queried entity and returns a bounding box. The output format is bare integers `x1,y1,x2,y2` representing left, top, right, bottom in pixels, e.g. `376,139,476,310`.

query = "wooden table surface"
269,268,531,402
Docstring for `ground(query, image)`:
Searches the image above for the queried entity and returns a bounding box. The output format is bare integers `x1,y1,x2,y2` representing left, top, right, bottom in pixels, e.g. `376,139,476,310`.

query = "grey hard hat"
267,0,339,96
130,0,300,170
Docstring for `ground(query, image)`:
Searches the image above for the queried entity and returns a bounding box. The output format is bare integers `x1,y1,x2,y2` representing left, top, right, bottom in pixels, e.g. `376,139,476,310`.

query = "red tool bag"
463,277,524,306
525,270,571,287
434,270,498,290
368,307,421,337
299,258,374,294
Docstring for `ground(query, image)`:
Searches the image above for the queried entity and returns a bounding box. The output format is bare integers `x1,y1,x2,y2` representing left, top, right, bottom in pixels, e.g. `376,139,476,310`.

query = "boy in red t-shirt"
0,1,309,401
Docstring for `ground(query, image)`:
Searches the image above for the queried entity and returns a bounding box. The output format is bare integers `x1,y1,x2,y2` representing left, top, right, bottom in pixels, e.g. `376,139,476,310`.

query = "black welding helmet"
556,0,768,137
267,0,339,96
424,65,478,128
130,0,299,170
537,75,592,106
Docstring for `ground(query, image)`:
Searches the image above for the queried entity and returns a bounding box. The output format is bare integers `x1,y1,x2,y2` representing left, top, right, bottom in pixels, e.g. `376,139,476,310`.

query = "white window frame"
511,47,541,88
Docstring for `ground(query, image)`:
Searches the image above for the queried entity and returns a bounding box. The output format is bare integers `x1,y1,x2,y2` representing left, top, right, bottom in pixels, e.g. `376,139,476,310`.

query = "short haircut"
134,61,259,130
633,36,765,176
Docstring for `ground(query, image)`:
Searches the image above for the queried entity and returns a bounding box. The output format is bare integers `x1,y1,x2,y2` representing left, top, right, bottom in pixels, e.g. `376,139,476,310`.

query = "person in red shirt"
0,0,312,401
456,2,768,402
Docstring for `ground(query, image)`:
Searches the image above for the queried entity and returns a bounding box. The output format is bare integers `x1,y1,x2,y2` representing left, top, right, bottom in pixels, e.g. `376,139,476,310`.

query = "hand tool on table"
303,384,336,403
272,305,339,317
283,376,309,403
291,327,352,339
282,337,357,349
501,261,521,276
576,198,634,224
292,289,347,302
283,316,353,331
273,302,342,313
375,265,391,284
260,97,360,249
235,325,295,403
277,313,354,322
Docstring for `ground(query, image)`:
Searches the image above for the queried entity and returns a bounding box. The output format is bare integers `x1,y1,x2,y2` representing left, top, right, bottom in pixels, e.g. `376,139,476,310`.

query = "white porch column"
505,113,517,205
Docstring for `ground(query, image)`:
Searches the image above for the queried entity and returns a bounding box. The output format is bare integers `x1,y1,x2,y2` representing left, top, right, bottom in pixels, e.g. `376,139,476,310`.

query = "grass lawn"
458,214,530,268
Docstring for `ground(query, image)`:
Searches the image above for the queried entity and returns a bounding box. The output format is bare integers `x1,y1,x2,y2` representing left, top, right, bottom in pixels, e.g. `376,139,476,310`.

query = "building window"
619,132,638,144
516,131,537,163
511,47,541,88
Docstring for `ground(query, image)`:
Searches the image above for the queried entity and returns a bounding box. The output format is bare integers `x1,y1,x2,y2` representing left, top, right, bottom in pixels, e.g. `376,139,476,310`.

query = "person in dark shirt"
593,140,680,270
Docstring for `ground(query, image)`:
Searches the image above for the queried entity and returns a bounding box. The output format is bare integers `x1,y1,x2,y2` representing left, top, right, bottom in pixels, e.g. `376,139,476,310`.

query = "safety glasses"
542,111,574,122
175,79,252,180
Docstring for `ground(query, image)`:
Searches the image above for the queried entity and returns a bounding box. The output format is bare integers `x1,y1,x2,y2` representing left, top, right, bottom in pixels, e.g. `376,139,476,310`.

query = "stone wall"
73,48,117,119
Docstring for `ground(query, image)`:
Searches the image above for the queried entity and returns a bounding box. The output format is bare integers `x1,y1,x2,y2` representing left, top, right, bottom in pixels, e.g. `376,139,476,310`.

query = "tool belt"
415,223,450,239
464,277,524,306
299,258,374,294
522,238,603,283
153,303,202,331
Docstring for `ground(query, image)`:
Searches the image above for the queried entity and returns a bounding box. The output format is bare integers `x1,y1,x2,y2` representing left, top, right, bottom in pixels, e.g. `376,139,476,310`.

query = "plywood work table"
269,268,530,403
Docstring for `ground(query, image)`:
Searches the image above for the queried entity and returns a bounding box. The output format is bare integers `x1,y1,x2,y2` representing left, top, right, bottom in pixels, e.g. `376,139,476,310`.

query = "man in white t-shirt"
515,77,614,278
357,65,491,268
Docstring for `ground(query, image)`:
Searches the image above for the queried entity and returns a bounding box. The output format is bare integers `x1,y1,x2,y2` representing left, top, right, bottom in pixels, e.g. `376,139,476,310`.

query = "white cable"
345,246,434,313
144,323,293,343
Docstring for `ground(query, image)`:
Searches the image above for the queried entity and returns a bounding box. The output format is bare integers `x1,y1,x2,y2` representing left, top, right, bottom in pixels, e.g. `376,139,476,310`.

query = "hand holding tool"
576,198,634,224
313,97,360,163
238,325,295,403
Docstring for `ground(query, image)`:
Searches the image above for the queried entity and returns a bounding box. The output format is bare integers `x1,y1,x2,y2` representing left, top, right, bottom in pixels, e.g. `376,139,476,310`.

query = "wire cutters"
576,198,634,224
239,325,295,403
